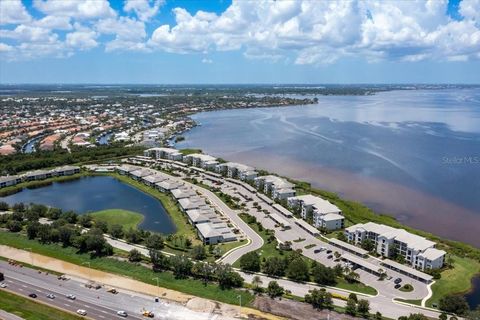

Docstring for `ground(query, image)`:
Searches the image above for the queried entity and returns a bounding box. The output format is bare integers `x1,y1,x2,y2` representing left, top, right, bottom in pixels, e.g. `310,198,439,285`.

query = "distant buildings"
288,194,344,230
254,175,295,200
0,165,81,188
144,147,183,161
345,222,446,270
216,162,257,181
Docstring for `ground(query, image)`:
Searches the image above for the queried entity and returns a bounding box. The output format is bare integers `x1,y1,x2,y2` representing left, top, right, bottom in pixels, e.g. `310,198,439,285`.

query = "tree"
266,281,284,298
78,214,93,228
47,207,62,220
215,264,243,289
439,313,448,320
95,220,109,233
357,299,370,316
128,249,142,262
60,211,77,224
26,221,40,239
239,251,261,272
262,257,286,277
337,232,348,242
75,228,112,256
0,201,9,211
109,224,124,239
252,275,263,293
185,238,192,248
28,204,48,218
311,263,337,286
125,228,142,244
375,311,383,320
349,293,358,302
58,225,75,247
305,289,333,310
286,257,309,281
400,314,429,320
191,245,207,260
333,264,344,277
149,249,169,271
12,203,25,213
37,224,52,243
169,255,193,279
345,270,360,283
439,295,469,315
7,220,22,232
192,262,213,287
360,239,375,252
145,234,164,250
345,298,357,316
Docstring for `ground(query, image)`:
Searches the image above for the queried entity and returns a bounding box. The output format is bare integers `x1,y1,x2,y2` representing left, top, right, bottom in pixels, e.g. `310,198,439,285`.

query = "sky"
0,0,479,84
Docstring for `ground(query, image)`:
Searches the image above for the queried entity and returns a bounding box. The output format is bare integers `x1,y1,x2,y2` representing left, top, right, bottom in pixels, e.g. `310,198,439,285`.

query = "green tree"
6,220,22,232
286,256,309,281
109,224,124,238
191,245,207,260
375,311,383,320
192,262,213,287
78,214,93,228
357,299,370,316
58,225,75,247
125,227,142,244
345,270,360,283
345,298,357,316
266,281,284,298
145,234,164,250
26,221,40,239
311,262,336,286
305,289,333,310
262,257,286,277
128,249,142,262
169,255,193,279
349,293,358,302
360,239,375,252
439,295,469,315
215,264,243,289
149,249,169,271
239,251,261,272
0,201,9,211
37,224,52,243
95,220,109,233
439,313,448,320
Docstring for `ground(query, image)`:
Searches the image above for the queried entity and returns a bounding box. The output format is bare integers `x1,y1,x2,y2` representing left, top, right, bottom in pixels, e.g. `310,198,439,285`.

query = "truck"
0,272,4,282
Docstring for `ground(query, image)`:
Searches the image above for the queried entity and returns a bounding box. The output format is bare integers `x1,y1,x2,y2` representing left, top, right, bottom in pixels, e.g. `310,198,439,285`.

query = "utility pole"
152,277,160,299
237,294,242,318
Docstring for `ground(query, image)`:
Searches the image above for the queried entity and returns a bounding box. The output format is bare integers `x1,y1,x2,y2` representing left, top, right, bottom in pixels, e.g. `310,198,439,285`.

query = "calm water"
465,275,480,309
177,89,480,247
1,176,176,234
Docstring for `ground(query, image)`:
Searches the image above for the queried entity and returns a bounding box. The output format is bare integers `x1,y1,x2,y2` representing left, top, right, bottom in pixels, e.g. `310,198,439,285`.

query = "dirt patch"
253,296,359,320
186,297,217,313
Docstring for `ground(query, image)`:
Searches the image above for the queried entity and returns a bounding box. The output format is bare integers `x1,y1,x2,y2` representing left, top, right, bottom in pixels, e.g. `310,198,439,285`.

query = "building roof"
419,248,446,261
256,175,294,189
178,196,207,210
273,203,293,217
156,180,182,190
329,238,369,256
54,165,80,171
0,175,21,183
188,153,217,162
294,218,319,235
186,209,217,223
269,212,291,228
381,259,433,282
224,162,255,172
321,213,345,222
130,168,154,177
171,187,197,199
289,194,341,214
342,253,381,273
143,174,168,184
196,223,221,238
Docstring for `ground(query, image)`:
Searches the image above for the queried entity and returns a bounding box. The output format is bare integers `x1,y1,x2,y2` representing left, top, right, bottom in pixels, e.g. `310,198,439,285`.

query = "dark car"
394,278,402,284
326,250,332,254
314,249,321,254
29,293,37,298
327,255,333,259
394,284,401,289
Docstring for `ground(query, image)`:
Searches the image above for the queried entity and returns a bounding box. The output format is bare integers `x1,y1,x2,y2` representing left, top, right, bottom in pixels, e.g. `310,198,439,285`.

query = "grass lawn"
426,255,480,307
335,278,378,295
394,298,422,306
0,231,253,306
90,209,143,230
0,289,84,320
399,284,414,292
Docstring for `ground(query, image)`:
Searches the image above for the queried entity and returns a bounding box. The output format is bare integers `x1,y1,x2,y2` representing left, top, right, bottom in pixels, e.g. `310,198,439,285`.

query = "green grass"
90,209,143,230
399,284,414,292
179,148,202,155
335,278,378,295
0,289,84,320
426,255,480,307
0,232,253,306
394,298,422,306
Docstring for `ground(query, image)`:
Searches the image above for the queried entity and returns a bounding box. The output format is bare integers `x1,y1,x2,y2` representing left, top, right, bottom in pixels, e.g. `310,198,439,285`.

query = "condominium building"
144,147,183,161
0,175,22,188
215,162,257,181
183,153,218,169
254,175,295,200
345,222,446,270
288,194,344,230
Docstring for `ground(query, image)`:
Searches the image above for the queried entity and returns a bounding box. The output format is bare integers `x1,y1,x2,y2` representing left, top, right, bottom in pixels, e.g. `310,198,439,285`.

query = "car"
117,310,128,317
77,309,87,316
394,284,401,289
314,249,321,254
0,283,7,288
326,250,332,254
66,294,76,300
28,293,37,298
142,310,154,318
327,255,333,259
107,288,118,294
46,293,55,299
394,278,402,284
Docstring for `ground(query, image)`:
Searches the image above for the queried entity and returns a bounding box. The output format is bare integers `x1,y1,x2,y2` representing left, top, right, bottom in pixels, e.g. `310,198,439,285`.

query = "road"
0,260,221,320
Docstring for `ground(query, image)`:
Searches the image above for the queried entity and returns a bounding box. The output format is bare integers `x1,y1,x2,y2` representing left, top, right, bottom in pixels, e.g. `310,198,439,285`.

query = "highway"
0,260,218,320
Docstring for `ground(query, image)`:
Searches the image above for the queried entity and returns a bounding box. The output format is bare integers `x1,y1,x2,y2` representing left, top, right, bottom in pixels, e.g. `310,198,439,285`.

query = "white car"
46,293,55,299
66,294,76,300
117,310,128,317
77,309,87,316
0,283,7,288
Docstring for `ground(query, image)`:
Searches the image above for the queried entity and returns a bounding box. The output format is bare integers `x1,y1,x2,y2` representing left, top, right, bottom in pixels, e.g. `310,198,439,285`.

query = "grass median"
90,209,143,230
0,289,84,320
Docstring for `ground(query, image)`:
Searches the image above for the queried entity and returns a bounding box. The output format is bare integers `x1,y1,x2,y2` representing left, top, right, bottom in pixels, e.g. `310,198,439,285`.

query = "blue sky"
0,0,479,84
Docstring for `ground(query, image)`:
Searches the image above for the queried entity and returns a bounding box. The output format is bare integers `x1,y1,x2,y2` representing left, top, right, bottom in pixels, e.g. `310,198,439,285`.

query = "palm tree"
252,275,263,289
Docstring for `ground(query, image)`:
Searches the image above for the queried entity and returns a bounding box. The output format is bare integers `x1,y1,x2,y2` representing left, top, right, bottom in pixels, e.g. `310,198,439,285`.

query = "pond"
465,275,480,310
0,176,176,234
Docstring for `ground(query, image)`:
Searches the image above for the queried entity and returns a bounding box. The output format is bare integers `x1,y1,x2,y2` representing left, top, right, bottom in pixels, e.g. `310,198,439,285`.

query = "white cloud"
201,58,212,64
33,0,115,20
0,42,14,52
124,0,164,22
65,25,98,50
96,16,148,51
33,15,72,30
0,0,31,25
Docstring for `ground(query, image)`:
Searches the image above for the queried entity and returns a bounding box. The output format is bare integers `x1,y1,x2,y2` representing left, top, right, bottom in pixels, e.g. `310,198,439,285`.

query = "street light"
152,277,160,300
237,294,242,318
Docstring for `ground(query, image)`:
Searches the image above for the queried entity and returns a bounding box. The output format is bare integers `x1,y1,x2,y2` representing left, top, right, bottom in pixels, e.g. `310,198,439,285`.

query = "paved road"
0,260,218,320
